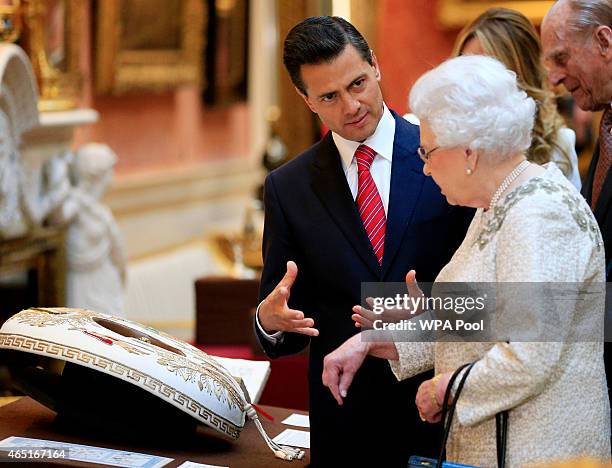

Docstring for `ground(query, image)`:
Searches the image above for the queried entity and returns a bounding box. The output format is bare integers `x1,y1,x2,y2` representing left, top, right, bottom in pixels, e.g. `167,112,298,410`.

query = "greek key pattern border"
0,333,242,439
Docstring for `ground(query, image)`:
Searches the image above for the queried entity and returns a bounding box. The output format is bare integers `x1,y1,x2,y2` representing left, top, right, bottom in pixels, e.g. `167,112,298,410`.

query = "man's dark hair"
283,16,372,96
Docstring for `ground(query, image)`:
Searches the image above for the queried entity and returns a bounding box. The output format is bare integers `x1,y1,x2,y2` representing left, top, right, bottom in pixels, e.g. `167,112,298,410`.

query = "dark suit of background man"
542,0,612,432
253,16,472,467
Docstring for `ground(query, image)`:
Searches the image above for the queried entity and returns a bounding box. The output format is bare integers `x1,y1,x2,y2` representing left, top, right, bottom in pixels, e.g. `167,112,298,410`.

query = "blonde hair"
453,8,571,175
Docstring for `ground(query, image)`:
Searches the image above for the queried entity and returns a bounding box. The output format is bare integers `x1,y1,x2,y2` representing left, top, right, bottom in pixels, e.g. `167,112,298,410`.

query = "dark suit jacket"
582,140,612,432
583,143,612,279
255,111,472,467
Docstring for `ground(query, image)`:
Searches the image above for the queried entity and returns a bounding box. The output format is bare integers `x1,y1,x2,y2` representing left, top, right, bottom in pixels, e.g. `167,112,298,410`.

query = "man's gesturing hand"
258,261,319,336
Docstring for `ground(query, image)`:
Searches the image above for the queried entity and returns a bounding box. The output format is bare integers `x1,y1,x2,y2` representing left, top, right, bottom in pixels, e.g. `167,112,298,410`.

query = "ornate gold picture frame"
438,0,555,28
95,0,206,95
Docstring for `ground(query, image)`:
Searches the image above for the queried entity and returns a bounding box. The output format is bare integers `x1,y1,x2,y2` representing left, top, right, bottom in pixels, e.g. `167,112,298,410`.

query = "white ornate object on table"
0,307,304,461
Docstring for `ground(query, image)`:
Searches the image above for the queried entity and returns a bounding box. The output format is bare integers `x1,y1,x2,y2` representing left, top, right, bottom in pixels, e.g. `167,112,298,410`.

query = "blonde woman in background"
454,7,581,189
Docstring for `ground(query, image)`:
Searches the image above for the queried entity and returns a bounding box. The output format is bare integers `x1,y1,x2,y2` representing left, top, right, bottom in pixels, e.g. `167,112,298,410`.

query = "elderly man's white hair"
409,55,536,161
554,0,612,38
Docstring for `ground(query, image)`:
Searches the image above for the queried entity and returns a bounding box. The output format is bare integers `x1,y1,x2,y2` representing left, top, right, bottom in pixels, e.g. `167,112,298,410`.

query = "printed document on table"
0,436,172,468
177,462,229,468
272,429,310,449
212,356,271,403
281,413,310,428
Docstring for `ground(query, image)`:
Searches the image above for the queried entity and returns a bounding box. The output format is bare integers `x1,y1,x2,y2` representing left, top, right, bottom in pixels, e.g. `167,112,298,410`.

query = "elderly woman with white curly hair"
322,55,610,466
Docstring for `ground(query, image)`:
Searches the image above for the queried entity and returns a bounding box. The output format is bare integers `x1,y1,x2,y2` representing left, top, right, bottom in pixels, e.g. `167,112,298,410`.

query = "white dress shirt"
256,104,398,342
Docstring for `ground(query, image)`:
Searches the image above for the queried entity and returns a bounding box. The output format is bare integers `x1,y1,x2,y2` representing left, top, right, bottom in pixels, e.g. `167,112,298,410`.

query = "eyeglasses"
417,145,441,163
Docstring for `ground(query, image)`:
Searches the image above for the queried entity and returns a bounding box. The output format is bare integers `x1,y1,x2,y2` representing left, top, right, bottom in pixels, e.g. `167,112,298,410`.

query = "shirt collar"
332,104,396,172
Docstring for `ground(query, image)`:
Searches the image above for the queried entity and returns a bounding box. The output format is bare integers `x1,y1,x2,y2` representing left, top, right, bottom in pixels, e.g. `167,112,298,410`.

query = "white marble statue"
52,144,126,316
0,44,42,238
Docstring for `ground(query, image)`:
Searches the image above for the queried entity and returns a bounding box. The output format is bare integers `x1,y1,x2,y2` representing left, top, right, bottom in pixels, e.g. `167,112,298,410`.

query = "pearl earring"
466,168,473,175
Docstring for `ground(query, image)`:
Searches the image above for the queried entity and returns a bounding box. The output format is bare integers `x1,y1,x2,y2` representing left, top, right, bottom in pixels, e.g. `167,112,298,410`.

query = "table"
0,397,310,467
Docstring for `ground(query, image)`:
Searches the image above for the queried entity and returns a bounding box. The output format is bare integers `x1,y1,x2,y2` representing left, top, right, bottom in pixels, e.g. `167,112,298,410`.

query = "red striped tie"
592,108,612,209
355,144,386,265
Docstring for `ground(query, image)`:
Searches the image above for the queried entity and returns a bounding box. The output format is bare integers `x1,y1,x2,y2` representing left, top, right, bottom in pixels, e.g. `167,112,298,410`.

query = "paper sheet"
0,436,172,468
177,462,228,468
281,413,310,428
212,356,271,403
272,429,310,449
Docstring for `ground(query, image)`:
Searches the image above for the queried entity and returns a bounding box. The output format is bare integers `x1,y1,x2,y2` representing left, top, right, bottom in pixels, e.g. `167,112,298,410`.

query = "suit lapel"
381,113,425,279
594,144,612,223
585,142,612,225
582,142,598,205
310,133,381,276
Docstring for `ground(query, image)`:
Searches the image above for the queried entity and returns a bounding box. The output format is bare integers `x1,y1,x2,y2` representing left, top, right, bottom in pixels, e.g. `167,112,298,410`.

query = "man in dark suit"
254,16,471,466
542,0,612,429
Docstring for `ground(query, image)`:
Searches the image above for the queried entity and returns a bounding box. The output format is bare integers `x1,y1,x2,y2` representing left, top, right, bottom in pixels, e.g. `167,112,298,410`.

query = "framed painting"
438,0,555,28
95,0,206,95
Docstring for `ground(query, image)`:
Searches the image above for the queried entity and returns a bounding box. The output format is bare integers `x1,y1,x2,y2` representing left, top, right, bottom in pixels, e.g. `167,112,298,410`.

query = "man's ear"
295,86,317,113
371,50,381,81
595,25,612,59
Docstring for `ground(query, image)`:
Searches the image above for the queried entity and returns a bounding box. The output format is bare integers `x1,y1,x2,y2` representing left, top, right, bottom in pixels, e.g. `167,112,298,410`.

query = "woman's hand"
415,371,452,423
352,270,425,329
351,299,409,329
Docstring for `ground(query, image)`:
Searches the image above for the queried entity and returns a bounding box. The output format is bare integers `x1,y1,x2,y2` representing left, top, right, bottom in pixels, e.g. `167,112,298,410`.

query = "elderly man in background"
542,0,612,267
541,0,612,434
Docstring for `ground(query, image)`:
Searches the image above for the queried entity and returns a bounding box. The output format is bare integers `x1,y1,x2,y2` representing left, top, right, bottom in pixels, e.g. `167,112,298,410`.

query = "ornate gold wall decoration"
24,0,83,111
438,0,554,28
95,0,206,95
0,0,22,43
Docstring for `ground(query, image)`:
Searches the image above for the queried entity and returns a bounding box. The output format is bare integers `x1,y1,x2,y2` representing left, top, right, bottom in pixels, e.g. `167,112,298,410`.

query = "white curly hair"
409,55,536,161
